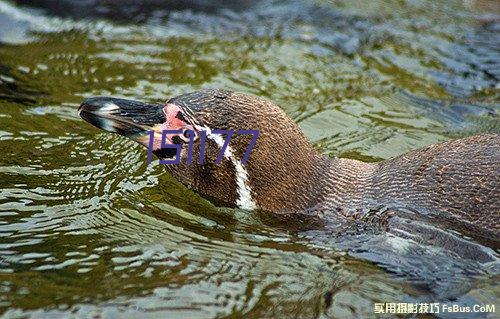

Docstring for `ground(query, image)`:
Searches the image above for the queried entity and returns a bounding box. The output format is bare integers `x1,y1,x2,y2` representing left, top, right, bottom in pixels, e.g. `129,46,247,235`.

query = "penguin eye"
180,129,198,142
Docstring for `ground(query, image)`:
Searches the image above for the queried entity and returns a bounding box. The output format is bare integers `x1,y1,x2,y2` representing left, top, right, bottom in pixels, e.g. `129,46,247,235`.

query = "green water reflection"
0,0,498,318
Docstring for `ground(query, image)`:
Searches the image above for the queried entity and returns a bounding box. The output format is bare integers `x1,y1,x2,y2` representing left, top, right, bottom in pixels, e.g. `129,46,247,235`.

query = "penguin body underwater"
79,89,499,247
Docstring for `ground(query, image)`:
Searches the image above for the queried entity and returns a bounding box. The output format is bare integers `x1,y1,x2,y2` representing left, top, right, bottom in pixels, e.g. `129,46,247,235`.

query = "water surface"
0,0,499,318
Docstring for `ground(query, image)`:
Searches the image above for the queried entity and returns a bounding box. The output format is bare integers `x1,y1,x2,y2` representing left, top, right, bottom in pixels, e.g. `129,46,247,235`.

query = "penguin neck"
246,148,332,213
247,151,376,214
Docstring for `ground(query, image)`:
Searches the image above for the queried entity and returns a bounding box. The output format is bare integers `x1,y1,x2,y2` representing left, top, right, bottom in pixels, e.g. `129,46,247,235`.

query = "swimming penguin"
79,89,499,246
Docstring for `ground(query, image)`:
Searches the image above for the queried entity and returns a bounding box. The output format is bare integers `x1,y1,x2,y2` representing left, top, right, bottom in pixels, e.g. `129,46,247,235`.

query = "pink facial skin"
134,103,189,150
149,103,191,151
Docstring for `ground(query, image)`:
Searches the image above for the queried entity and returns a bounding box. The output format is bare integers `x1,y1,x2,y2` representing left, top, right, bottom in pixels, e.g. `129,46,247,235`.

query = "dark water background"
0,0,499,318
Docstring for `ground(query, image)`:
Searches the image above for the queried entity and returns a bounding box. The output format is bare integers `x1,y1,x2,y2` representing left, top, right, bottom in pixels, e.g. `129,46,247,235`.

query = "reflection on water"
0,0,498,318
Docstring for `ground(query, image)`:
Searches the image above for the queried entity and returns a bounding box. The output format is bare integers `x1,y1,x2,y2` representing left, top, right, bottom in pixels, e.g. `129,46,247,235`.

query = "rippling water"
0,0,499,318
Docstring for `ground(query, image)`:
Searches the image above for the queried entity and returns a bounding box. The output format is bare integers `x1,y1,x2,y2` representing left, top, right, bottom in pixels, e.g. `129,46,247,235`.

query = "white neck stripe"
197,125,257,210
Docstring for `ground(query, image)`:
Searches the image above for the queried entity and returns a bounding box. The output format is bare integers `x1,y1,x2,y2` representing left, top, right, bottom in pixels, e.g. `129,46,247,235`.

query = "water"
0,0,499,318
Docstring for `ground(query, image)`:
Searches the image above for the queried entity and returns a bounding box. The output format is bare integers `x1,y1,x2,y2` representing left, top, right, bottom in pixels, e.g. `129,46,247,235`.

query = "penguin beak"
79,96,166,143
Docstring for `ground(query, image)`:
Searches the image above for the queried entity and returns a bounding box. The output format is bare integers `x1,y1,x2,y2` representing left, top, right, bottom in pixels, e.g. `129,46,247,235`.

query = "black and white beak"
78,96,166,137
